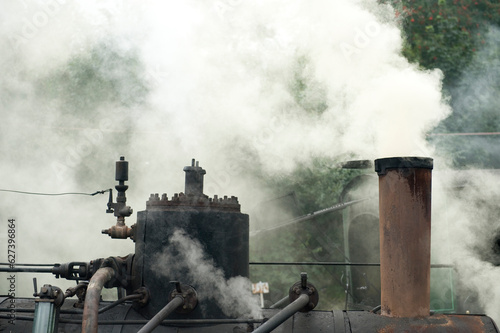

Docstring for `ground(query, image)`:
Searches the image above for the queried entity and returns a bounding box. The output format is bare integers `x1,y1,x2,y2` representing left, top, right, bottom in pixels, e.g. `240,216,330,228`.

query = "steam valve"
103,156,134,239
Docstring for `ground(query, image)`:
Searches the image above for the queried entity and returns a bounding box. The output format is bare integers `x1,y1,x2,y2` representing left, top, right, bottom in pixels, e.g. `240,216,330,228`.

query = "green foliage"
383,0,500,85
288,56,329,115
33,39,150,183
380,0,500,168
36,39,150,114
266,157,365,214
428,25,500,168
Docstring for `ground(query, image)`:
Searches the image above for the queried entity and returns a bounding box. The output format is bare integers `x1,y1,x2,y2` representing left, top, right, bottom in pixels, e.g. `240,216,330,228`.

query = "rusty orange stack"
375,157,433,318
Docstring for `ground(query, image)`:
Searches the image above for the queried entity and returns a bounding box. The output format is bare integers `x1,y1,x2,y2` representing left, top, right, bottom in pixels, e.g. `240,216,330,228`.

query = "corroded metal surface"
1,298,499,333
146,192,241,212
376,157,432,318
82,267,115,333
348,311,499,332
146,160,241,212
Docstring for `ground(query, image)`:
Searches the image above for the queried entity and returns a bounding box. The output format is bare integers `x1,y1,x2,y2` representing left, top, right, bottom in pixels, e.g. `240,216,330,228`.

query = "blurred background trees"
384,0,500,168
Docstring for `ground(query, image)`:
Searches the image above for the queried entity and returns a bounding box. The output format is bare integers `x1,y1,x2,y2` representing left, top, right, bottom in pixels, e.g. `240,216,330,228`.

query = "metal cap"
374,157,433,176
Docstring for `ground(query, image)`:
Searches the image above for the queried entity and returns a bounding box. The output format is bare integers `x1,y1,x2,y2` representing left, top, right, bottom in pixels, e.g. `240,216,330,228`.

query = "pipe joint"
169,282,198,314
288,272,318,312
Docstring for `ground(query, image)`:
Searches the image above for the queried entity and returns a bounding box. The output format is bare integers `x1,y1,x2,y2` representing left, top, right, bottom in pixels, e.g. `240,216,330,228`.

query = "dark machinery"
0,156,499,332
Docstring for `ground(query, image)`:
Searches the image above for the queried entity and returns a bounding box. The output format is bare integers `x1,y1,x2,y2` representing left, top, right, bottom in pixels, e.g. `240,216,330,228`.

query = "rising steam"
1,0,498,323
152,228,261,318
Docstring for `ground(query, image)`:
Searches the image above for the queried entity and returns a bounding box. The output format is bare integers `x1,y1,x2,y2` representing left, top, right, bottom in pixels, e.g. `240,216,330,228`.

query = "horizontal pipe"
0,267,53,273
253,293,309,333
250,261,380,266
61,318,265,325
0,314,265,325
250,262,453,268
137,296,185,333
0,263,54,267
0,294,141,316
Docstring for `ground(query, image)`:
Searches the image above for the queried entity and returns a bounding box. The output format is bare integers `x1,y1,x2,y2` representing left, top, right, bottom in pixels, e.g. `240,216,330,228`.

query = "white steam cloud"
152,229,261,318
430,26,500,322
4,0,498,323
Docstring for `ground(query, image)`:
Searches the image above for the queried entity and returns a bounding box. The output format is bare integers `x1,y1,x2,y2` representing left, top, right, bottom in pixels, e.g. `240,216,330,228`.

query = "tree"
384,0,500,86
382,0,500,168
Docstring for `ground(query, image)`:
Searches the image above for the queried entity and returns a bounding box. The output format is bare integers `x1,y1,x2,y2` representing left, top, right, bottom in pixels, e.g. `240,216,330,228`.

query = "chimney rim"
375,157,433,176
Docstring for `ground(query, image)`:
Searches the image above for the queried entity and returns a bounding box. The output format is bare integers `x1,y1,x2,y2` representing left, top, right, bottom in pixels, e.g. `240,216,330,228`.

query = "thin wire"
428,132,500,136
0,189,110,196
0,263,54,267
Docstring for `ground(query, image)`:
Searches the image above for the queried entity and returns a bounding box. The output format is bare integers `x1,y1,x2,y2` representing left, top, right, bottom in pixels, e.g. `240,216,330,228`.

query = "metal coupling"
169,282,198,314
102,223,133,239
35,284,65,308
288,272,319,312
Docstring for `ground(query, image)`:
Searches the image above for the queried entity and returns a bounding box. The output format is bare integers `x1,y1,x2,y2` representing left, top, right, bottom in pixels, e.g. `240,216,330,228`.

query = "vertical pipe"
82,267,115,333
375,157,433,318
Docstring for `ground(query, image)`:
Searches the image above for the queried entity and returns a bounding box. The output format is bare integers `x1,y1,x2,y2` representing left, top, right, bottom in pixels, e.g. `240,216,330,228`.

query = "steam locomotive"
0,156,498,332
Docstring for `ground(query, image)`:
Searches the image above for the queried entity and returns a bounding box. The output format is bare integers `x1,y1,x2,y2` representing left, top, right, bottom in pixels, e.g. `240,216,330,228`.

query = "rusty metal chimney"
375,157,433,318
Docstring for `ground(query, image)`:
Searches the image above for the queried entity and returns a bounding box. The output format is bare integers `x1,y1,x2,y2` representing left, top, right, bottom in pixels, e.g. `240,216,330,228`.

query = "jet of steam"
153,229,262,319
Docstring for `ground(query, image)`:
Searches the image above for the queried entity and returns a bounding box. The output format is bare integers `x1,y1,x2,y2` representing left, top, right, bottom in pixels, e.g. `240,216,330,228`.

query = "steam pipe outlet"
81,266,115,333
254,273,318,333
136,296,184,333
137,283,198,333
254,294,309,333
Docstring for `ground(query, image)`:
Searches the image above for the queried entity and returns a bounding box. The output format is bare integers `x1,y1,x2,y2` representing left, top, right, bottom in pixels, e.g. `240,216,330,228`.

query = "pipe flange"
36,284,65,308
288,281,319,312
133,287,150,307
170,284,198,314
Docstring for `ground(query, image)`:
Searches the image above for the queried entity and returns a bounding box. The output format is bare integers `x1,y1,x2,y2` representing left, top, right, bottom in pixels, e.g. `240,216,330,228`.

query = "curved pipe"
82,266,115,333
253,293,309,333
137,296,184,333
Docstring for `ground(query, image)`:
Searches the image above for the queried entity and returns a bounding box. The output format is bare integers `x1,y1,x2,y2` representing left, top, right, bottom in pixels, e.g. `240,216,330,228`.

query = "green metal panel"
430,267,456,313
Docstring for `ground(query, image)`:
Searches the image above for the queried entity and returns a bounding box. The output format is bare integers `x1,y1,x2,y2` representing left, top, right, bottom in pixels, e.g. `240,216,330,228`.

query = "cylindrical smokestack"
375,157,433,318
183,159,206,196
